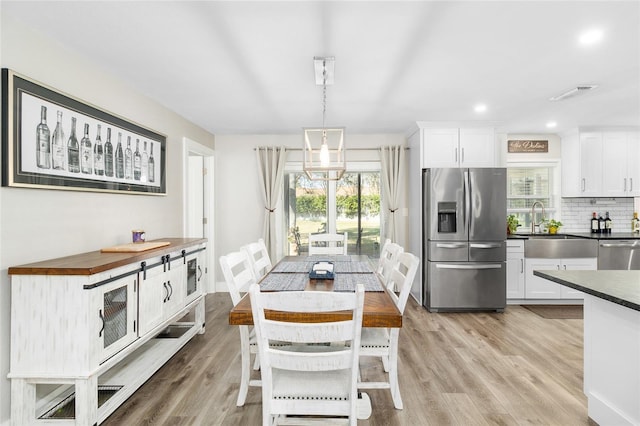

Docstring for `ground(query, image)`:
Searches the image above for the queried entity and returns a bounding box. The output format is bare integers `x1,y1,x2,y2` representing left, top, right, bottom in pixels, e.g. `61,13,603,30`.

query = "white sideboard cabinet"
8,238,207,426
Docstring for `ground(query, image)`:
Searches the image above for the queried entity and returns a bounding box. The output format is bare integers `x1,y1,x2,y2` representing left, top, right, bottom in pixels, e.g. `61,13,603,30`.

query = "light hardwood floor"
102,295,590,425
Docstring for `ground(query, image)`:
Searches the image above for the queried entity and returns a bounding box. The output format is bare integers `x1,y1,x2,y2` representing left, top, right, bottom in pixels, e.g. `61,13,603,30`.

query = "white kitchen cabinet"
602,131,640,197
422,127,496,168
561,129,640,197
506,240,525,299
579,132,603,196
525,257,596,299
8,238,207,426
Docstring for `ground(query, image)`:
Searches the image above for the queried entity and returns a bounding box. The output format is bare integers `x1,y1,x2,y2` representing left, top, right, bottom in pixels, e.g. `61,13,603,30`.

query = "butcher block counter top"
8,237,206,276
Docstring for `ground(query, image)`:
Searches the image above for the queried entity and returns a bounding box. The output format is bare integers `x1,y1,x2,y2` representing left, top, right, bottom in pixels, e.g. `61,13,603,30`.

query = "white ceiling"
3,1,639,136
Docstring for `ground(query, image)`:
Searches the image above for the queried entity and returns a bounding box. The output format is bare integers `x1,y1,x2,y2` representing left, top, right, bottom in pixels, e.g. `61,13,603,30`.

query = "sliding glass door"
284,169,381,258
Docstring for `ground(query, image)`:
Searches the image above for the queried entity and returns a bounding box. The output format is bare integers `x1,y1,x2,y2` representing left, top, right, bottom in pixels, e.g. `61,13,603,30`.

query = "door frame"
183,137,215,293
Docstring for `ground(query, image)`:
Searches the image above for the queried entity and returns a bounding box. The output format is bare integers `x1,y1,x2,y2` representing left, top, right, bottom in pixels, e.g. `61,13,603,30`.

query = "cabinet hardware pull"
182,249,187,264
166,254,171,271
461,147,465,164
167,280,173,301
581,178,585,192
99,309,105,337
162,255,166,272
141,261,147,280
163,282,168,303
631,178,634,191
198,265,203,281
455,147,458,163
520,259,523,273
624,178,627,192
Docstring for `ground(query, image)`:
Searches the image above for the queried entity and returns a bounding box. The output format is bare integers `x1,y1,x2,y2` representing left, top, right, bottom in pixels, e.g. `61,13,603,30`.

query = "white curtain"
380,145,405,243
256,146,287,259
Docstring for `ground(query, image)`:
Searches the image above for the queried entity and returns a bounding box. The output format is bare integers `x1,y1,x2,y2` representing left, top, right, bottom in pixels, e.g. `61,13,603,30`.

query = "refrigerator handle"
436,243,468,249
435,264,502,270
463,169,470,234
470,243,503,249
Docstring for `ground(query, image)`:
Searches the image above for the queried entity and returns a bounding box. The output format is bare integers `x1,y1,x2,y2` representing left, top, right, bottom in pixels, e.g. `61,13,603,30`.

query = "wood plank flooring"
102,295,590,425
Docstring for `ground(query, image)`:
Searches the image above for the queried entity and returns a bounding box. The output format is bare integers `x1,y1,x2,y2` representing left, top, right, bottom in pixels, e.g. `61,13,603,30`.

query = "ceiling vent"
549,85,598,101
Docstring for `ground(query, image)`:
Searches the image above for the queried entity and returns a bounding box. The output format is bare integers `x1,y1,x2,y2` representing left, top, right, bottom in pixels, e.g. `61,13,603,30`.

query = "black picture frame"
1,69,166,195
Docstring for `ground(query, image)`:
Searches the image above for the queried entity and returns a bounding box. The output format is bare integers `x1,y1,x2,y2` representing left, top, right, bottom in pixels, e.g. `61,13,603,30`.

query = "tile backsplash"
561,198,635,233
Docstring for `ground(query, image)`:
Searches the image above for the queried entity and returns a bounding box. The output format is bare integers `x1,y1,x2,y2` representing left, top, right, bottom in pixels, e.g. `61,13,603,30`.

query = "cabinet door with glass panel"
284,169,382,258
96,275,138,362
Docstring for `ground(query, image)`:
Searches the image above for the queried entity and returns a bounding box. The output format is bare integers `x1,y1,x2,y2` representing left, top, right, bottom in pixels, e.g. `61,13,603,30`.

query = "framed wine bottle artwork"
1,69,166,195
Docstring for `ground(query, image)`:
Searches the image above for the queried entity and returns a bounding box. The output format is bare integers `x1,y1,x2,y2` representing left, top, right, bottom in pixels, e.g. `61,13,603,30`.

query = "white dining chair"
376,239,404,284
358,251,419,410
219,250,261,406
249,283,365,426
242,238,273,281
308,232,348,255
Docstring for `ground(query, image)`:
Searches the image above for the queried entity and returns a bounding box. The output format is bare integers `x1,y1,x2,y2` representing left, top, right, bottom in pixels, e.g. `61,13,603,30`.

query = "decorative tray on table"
309,261,335,280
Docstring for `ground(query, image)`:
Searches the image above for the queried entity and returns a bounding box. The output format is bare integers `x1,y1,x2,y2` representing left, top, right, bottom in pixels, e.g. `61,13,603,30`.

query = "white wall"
214,133,407,287
0,15,215,424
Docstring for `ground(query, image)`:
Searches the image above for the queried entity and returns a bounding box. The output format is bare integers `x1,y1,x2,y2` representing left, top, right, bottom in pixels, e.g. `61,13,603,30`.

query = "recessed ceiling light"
474,104,487,113
579,28,604,45
546,121,557,128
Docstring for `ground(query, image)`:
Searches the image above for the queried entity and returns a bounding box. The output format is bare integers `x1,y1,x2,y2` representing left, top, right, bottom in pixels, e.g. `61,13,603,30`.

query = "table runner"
333,273,384,292
259,273,307,291
333,261,374,274
271,261,314,273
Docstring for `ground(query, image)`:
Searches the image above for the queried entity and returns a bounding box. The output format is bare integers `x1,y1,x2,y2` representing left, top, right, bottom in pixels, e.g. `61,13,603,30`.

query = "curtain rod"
253,147,409,151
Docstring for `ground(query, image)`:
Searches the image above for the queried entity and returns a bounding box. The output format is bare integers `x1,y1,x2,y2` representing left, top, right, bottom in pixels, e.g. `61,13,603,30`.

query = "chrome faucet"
530,201,546,233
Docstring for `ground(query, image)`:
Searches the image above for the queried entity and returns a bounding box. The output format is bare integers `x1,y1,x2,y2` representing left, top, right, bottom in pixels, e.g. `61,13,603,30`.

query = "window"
507,162,560,231
284,164,381,258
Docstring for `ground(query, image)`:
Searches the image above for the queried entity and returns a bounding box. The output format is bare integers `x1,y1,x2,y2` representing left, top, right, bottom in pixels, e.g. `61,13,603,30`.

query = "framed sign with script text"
508,140,549,153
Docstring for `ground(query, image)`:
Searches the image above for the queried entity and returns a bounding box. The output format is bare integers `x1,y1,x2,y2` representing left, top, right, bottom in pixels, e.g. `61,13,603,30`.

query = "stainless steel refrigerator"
423,168,506,312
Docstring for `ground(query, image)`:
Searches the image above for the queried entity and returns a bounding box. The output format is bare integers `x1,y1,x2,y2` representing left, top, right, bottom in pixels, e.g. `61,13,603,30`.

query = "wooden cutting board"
101,241,171,253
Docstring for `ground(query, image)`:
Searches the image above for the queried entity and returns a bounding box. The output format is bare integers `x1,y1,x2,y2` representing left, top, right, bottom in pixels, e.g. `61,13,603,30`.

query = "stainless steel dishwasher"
598,240,640,270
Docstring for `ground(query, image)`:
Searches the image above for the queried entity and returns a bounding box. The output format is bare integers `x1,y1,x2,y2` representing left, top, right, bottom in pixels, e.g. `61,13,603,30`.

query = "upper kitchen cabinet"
561,128,640,197
420,126,497,168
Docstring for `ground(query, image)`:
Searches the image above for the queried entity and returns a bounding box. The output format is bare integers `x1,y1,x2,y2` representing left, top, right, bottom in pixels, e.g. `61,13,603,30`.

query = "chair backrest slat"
386,251,420,314
377,240,404,283
250,283,364,375
241,238,273,281
308,232,348,255
219,250,256,306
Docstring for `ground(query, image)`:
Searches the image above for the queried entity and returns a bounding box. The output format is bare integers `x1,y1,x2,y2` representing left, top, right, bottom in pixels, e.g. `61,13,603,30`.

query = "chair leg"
237,326,251,406
381,354,390,372
388,329,403,409
253,352,261,370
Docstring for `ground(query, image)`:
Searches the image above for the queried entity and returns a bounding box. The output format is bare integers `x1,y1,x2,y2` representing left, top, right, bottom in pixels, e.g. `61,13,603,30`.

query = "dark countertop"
533,270,640,311
508,232,640,240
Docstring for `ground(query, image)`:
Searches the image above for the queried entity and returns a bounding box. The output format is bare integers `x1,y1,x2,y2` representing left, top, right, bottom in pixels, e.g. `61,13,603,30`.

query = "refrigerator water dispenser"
437,202,457,233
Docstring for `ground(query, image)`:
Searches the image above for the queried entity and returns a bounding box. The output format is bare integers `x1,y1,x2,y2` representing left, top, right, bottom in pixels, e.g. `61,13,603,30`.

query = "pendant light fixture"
303,56,346,181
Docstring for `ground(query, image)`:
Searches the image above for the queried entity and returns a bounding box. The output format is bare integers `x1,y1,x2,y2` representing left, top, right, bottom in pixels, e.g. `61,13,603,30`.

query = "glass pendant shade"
303,126,346,180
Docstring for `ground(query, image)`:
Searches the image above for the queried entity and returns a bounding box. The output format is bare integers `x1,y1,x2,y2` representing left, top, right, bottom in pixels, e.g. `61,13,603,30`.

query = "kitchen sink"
524,237,598,258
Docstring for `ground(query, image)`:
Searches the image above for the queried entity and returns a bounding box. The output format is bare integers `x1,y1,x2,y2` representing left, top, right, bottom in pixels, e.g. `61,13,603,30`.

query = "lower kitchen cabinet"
506,240,525,299
525,257,597,299
8,238,207,426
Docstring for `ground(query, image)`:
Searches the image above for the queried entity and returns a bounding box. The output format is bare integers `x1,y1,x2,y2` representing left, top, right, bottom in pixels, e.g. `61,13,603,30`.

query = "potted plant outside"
507,214,520,235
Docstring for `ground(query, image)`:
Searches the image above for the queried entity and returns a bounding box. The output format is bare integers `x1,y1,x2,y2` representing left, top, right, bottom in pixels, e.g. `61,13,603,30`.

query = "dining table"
228,254,403,420
228,255,402,328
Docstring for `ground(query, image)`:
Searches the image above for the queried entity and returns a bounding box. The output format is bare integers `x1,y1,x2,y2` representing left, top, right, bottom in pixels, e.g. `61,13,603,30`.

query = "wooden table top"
8,238,207,276
228,257,402,328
